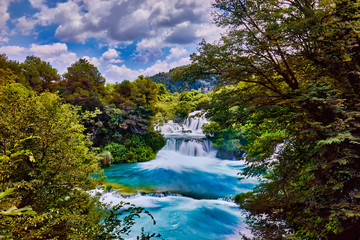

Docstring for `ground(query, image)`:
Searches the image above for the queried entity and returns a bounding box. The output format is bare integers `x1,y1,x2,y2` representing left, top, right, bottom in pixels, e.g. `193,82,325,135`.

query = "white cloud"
0,45,27,55
0,43,79,73
82,56,101,68
4,0,223,79
105,64,141,83
30,43,68,57
100,48,122,63
104,56,190,83
15,0,222,55
29,0,45,9
0,0,16,43
15,16,38,35
142,57,190,76
166,47,188,60
29,43,78,73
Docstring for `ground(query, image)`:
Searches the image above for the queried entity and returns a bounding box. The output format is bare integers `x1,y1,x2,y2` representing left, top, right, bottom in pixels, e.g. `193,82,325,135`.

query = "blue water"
102,138,256,239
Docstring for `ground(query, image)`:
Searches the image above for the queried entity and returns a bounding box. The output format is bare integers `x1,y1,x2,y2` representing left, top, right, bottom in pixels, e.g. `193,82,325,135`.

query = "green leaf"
0,188,14,200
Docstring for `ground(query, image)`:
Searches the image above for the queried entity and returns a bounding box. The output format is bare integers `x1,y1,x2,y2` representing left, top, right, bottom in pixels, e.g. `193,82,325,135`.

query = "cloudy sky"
0,0,222,83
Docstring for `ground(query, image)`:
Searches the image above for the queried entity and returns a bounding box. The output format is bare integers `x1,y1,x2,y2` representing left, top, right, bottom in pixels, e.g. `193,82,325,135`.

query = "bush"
104,142,127,164
122,134,156,163
103,132,166,164
99,150,112,167
144,131,166,153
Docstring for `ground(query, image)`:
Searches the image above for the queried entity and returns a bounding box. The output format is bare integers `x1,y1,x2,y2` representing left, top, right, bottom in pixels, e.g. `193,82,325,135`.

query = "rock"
216,150,234,159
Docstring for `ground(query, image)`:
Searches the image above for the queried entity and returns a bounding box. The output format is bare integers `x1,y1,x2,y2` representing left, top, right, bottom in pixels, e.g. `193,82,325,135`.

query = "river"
102,111,256,239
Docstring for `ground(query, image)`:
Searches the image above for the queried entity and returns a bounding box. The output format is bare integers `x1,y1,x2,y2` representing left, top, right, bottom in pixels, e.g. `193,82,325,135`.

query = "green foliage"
0,188,36,238
185,0,360,239
120,138,155,163
107,76,159,133
104,132,165,164
0,78,161,238
155,87,211,125
0,54,25,84
20,55,61,93
0,80,101,238
99,151,112,167
203,121,245,159
234,192,253,205
105,184,113,192
104,142,127,164
144,131,167,153
61,58,106,109
150,66,214,93
93,202,162,240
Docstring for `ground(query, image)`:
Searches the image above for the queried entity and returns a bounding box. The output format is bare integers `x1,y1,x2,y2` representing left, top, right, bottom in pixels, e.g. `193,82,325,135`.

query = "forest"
1,0,360,239
0,53,213,238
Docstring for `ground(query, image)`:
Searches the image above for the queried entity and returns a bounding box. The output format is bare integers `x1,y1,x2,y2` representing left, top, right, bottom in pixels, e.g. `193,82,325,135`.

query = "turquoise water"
104,150,254,199
104,111,255,240
102,137,256,239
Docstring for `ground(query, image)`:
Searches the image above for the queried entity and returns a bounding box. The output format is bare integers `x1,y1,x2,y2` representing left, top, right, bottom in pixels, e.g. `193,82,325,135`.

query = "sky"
0,0,223,83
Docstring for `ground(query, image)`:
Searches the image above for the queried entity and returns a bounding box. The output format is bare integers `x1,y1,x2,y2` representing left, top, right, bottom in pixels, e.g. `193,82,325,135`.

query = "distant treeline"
150,66,214,93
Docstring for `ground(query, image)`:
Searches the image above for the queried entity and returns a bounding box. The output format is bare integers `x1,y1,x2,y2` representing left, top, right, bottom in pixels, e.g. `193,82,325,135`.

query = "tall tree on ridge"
61,58,106,110
21,55,61,93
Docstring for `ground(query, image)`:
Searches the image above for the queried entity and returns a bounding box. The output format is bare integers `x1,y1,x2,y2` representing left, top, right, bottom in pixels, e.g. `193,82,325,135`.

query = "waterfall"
164,138,213,157
155,110,209,136
157,111,213,157
103,110,256,240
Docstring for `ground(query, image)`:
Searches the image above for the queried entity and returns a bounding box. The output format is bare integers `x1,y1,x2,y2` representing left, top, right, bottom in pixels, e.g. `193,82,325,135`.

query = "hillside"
150,67,214,93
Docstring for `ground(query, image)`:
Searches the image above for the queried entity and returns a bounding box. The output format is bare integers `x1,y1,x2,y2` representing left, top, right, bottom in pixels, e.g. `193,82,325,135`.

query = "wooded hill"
150,66,214,93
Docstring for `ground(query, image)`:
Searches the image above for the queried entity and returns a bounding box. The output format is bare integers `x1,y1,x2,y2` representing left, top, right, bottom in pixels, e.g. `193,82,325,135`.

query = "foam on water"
99,191,250,240
102,111,256,239
155,110,209,136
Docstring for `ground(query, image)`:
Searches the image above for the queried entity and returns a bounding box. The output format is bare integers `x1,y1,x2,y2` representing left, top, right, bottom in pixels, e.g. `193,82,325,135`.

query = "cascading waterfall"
102,111,256,240
164,138,213,157
159,111,213,157
155,110,209,136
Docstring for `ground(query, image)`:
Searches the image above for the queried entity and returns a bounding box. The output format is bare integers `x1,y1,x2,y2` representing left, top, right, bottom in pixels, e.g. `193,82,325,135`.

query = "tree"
20,55,61,93
0,188,36,238
0,54,25,84
0,80,161,239
182,0,360,239
61,58,106,109
0,80,101,238
108,76,159,133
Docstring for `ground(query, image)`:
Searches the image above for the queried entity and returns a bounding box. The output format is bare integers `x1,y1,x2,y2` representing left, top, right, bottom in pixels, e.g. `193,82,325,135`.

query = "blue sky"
0,0,222,83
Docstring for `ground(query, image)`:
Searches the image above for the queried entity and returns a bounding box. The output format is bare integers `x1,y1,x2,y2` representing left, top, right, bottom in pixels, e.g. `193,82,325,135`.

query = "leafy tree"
0,80,101,238
108,76,159,133
104,142,128,164
0,79,161,238
20,55,61,93
0,188,36,238
181,0,360,239
103,132,165,164
61,58,106,110
0,54,25,84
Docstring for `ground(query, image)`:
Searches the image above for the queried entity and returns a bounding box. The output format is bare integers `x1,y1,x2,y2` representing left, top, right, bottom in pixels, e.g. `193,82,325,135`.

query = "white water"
155,110,210,136
103,111,256,239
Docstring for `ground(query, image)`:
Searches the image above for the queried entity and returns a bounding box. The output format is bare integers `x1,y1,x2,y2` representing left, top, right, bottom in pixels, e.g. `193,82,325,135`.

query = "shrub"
104,142,127,164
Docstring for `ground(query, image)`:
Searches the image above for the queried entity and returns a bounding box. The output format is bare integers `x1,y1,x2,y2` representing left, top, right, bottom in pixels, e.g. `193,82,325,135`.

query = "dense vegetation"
150,67,214,93
0,55,167,238
0,54,168,165
2,0,359,238
156,88,211,124
177,0,360,239
0,51,214,238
